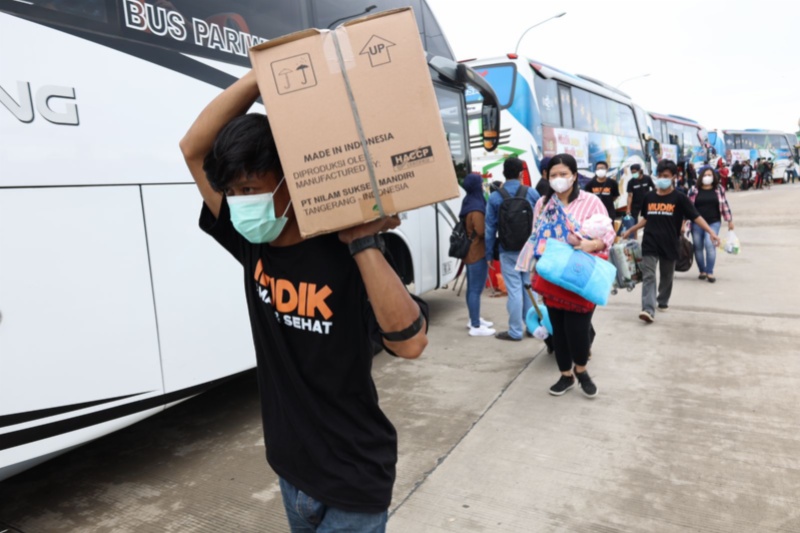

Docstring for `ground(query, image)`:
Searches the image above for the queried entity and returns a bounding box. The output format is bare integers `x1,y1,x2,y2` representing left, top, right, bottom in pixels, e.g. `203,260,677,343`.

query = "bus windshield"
466,55,649,213
467,64,516,108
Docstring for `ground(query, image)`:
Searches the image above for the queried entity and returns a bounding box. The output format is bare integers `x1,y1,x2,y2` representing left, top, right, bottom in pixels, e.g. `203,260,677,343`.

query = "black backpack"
676,235,694,272
448,218,472,259
498,185,533,251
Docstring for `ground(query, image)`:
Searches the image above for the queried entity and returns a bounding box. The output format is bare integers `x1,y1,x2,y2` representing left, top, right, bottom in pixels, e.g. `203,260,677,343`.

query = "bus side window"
570,87,592,132
558,85,572,128
29,0,109,22
534,76,560,126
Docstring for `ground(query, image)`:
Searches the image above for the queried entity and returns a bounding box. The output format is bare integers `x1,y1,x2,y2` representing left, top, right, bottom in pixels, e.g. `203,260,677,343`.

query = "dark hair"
630,163,642,172
595,161,609,170
698,166,721,189
503,156,524,180
203,113,282,192
539,156,552,173
656,159,678,176
543,153,580,204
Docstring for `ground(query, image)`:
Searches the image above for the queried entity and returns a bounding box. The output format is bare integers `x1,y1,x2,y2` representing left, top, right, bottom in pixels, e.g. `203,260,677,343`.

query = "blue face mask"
226,177,291,244
655,178,673,190
631,172,640,179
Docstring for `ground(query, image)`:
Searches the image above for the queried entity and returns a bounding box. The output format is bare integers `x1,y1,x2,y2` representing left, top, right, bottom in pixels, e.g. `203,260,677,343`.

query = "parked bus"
649,113,709,167
0,0,499,480
713,129,800,182
465,54,657,212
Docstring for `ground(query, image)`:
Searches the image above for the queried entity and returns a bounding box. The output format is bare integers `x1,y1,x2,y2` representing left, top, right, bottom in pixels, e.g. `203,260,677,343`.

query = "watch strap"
349,234,384,257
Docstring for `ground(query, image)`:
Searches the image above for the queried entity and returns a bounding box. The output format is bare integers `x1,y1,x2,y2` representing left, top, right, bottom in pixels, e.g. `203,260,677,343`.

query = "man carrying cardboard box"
179,69,428,532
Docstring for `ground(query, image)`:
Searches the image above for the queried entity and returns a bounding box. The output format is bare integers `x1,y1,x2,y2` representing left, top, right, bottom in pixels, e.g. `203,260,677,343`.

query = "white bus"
465,54,657,212
715,129,800,182
0,0,499,480
649,112,709,167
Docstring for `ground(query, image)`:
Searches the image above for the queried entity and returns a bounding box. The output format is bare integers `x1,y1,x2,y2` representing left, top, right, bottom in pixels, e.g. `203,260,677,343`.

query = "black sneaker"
657,305,669,312
495,331,522,341
548,375,575,396
545,337,555,354
575,370,598,398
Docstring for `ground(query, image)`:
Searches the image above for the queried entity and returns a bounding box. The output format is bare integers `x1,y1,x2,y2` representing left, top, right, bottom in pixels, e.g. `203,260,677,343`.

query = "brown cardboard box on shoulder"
249,7,459,238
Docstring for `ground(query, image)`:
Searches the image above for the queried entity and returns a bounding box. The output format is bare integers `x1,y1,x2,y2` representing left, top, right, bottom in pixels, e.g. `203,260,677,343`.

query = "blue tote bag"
535,238,617,306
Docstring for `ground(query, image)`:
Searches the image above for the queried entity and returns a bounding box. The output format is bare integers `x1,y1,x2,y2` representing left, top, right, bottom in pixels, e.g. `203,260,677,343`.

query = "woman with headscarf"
461,173,495,336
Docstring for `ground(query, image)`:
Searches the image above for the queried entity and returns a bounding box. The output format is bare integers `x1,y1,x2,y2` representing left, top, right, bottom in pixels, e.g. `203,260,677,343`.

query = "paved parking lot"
2,185,800,532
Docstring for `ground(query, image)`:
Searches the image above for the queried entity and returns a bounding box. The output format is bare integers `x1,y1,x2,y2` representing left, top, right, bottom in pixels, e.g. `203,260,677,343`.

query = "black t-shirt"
641,190,700,260
535,178,550,197
199,198,427,513
694,188,721,224
584,177,620,218
627,175,655,211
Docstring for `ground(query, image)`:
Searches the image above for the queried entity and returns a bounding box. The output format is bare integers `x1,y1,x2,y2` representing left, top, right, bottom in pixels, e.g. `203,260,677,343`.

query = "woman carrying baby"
517,154,616,398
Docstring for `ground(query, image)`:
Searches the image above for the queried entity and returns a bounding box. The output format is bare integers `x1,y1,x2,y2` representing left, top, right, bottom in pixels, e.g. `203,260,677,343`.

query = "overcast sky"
427,0,799,135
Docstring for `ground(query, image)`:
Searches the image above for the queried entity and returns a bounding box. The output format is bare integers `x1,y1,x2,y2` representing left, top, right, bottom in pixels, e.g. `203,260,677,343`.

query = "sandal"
698,273,707,280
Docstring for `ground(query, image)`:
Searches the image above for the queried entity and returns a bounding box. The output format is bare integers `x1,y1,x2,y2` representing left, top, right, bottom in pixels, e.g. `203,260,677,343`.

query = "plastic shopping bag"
722,231,741,255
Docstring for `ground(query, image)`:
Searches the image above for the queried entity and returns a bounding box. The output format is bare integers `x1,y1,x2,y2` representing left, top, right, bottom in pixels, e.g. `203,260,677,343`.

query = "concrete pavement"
2,185,799,532
389,184,800,532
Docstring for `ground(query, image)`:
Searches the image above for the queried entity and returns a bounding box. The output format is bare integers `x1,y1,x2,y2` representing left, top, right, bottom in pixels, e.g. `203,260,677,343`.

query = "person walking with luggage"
522,154,615,398
689,166,734,283
485,156,541,341
585,161,620,219
622,160,721,323
461,173,495,337
180,70,429,532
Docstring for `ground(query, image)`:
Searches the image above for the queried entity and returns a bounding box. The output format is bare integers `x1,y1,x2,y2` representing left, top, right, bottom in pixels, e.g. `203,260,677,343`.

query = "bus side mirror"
455,63,501,152
646,138,661,157
481,104,499,152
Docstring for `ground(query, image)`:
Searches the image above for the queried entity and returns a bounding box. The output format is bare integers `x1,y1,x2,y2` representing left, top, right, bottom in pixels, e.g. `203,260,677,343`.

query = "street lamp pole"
514,12,567,55
616,73,651,89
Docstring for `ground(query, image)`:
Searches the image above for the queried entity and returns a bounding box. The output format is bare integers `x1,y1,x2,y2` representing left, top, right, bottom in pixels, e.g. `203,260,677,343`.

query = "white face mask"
550,176,574,193
595,169,607,178
702,176,714,185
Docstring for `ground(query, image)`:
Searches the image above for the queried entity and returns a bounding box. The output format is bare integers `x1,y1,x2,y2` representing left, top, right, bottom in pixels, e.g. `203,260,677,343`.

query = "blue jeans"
279,478,387,532
500,251,533,339
466,260,489,328
692,221,721,275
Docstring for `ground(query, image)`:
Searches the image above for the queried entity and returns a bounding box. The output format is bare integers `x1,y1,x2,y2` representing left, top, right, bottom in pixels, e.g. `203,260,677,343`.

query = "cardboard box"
249,8,459,238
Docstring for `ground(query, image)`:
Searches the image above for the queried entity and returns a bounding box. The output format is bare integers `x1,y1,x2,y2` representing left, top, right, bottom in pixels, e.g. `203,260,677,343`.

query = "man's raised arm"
179,70,261,218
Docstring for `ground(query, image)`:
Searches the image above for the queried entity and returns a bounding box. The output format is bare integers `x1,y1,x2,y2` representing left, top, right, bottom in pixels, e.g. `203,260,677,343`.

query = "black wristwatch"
348,234,386,257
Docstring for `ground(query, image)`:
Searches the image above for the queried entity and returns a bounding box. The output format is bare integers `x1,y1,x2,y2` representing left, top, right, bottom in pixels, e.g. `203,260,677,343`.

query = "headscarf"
459,173,486,218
